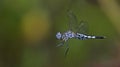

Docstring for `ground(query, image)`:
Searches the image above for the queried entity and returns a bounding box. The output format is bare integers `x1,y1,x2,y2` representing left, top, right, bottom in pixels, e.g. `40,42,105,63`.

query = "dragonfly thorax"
64,31,75,38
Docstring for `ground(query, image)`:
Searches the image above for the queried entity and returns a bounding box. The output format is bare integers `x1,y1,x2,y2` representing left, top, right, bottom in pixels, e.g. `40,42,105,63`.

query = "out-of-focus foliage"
0,0,120,67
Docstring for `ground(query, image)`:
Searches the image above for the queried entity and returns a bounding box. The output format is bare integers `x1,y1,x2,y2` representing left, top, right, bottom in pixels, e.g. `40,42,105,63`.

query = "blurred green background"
0,0,120,67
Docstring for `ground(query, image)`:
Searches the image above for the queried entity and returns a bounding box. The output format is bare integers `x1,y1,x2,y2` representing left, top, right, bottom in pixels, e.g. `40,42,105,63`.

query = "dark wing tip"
96,36,106,39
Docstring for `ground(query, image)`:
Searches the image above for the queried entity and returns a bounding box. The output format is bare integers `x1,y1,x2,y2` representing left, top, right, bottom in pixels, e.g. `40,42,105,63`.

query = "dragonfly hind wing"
56,41,64,47
64,47,69,57
64,41,69,57
76,20,89,34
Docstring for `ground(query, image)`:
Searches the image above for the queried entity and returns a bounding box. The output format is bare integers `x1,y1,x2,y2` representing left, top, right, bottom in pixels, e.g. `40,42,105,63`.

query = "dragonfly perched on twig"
56,10,106,56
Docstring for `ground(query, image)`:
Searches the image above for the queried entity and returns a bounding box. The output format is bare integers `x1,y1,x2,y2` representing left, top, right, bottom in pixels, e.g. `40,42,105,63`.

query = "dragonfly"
56,10,106,56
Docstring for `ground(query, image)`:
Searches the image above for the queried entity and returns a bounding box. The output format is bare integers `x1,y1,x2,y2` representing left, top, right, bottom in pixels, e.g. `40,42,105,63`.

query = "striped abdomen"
76,33,105,40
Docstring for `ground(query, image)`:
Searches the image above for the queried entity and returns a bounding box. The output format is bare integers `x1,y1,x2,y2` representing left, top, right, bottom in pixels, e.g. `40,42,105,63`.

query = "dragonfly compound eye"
56,32,62,39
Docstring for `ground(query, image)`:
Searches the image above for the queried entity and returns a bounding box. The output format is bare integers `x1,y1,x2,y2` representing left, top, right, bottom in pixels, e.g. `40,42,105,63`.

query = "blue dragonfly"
56,10,106,56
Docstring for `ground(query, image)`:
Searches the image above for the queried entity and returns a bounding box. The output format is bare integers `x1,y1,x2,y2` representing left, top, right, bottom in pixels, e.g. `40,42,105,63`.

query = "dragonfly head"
56,32,62,40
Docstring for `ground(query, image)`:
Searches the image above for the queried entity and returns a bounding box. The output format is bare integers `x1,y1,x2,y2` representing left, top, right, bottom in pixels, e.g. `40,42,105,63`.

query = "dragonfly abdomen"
92,36,105,39
76,33,105,40
87,35,105,39
76,33,88,40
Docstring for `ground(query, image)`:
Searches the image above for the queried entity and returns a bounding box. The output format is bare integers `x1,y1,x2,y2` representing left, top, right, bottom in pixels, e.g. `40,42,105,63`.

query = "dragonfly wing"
56,41,65,47
67,10,78,31
64,46,69,57
64,41,69,57
76,20,89,34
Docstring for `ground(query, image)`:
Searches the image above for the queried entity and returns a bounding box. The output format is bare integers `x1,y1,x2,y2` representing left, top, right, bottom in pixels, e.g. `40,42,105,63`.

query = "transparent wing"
64,41,69,57
64,47,69,57
76,20,89,34
56,41,65,47
67,10,78,31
